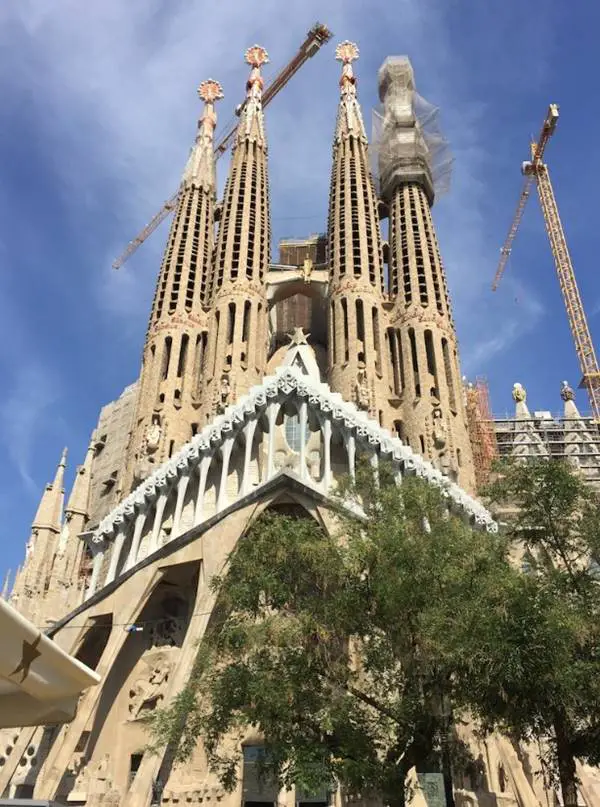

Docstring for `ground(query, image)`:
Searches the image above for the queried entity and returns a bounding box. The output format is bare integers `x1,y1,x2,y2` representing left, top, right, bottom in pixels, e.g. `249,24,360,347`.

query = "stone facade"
2,41,592,807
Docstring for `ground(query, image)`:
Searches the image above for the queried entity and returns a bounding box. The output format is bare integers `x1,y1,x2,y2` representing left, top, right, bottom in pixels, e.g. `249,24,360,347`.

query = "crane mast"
112,23,332,271
493,105,600,422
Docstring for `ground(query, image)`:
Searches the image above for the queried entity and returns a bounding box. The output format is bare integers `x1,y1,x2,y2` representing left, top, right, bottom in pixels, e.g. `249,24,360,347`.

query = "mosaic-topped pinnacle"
197,79,224,104
335,41,359,64
245,45,269,68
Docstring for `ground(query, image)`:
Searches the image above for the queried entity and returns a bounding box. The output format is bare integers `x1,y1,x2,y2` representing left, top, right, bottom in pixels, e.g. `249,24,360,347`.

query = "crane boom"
535,164,600,419
112,23,333,270
493,104,600,421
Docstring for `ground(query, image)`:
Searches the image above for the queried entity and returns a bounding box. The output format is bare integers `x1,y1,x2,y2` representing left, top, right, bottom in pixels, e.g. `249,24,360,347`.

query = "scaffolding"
494,413,600,482
464,377,499,492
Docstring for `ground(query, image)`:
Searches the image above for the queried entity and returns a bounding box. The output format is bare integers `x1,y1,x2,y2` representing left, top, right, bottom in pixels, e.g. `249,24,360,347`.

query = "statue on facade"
145,416,162,453
355,369,370,412
561,380,575,402
432,405,447,449
302,257,313,283
128,664,170,719
512,382,526,403
217,374,231,414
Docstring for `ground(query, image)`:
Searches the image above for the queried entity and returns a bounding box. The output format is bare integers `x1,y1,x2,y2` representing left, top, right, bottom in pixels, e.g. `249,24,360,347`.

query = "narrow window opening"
372,306,382,375
424,330,439,397
129,753,143,786
177,334,189,378
168,440,175,458
456,448,462,467
341,298,349,364
419,435,426,455
191,423,199,436
409,328,421,398
442,338,457,412
394,420,405,441
162,336,172,380
227,302,236,345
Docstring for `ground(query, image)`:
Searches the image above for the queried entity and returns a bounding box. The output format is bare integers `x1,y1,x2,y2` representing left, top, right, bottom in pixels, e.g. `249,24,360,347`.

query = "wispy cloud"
0,362,61,492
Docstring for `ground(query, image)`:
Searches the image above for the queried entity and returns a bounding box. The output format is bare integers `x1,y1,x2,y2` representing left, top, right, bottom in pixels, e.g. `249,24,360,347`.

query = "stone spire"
327,42,390,423
46,439,96,615
201,47,271,422
377,56,474,491
32,447,66,533
510,383,548,460
560,381,600,479
124,80,223,489
11,447,67,621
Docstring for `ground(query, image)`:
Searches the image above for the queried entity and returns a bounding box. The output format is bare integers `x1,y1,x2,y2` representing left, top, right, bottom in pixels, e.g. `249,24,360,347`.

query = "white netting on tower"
370,57,453,201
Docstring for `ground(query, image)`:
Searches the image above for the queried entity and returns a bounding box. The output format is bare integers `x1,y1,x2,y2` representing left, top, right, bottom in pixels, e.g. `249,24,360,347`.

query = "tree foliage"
153,465,515,806
151,459,600,807
475,459,600,807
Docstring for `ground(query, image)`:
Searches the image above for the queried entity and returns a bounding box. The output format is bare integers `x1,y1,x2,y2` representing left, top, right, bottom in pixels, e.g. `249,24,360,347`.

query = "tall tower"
377,57,475,491
125,79,224,489
327,42,390,424
200,46,272,421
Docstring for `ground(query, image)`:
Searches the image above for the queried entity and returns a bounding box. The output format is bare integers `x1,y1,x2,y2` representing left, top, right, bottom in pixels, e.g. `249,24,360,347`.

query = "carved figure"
302,257,313,283
432,406,447,449
512,382,526,403
145,417,162,453
217,375,231,414
355,369,370,412
561,380,575,402
128,665,170,719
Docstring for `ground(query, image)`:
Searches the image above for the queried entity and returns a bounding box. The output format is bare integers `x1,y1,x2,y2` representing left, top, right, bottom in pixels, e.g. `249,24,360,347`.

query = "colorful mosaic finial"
197,79,224,105
335,40,359,64
245,45,269,68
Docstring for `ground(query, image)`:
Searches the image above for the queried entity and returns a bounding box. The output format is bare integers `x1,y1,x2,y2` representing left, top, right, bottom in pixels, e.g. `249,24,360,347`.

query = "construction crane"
112,23,333,271
492,104,600,422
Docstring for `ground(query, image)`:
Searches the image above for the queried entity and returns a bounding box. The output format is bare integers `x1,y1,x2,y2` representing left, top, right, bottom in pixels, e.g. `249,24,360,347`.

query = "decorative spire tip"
198,79,224,104
60,447,68,465
335,41,359,64
245,45,269,68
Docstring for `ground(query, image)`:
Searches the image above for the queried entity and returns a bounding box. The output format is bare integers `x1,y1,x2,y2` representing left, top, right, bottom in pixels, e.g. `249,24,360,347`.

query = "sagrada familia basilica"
2,38,599,807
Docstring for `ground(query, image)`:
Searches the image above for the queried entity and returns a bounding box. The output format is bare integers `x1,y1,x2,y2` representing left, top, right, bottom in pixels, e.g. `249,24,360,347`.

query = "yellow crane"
492,104,600,422
112,23,332,271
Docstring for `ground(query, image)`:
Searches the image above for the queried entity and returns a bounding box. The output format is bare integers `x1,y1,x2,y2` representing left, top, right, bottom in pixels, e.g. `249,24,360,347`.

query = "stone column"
194,455,212,526
217,438,235,512
149,490,169,554
241,419,258,495
86,544,105,599
105,530,126,585
172,474,190,538
125,508,147,570
298,401,308,480
322,417,332,492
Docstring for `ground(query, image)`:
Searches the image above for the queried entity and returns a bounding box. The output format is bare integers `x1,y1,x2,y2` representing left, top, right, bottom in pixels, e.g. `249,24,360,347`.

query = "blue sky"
0,0,597,581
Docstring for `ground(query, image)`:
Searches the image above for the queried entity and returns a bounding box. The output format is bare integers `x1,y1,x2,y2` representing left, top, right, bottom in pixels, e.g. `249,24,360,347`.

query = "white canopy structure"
0,597,100,729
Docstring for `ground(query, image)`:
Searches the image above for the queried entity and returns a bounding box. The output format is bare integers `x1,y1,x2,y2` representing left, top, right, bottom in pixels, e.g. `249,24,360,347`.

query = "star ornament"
288,327,310,346
198,79,224,104
9,636,42,683
335,41,359,64
245,45,269,68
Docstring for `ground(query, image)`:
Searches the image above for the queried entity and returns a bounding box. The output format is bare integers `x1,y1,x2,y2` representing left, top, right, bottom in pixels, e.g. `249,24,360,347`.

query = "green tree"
153,465,516,807
470,459,600,807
